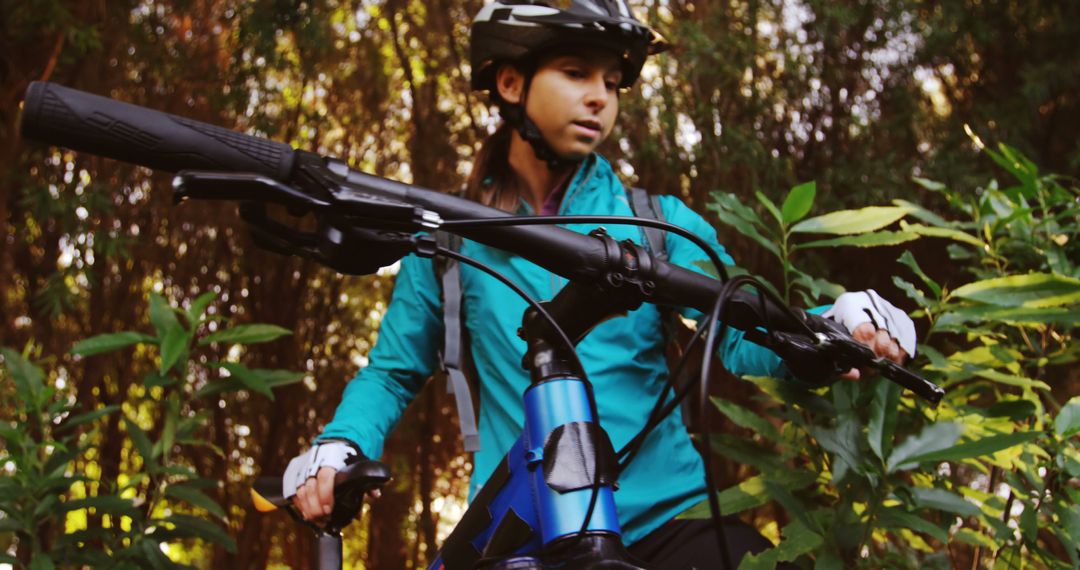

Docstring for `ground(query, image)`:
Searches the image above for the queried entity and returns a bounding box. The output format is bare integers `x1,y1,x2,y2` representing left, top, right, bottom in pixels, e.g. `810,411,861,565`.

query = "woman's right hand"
293,466,339,521
283,440,362,522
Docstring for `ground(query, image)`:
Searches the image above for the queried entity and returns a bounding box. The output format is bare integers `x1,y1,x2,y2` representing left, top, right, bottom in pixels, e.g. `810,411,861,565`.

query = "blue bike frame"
431,376,622,568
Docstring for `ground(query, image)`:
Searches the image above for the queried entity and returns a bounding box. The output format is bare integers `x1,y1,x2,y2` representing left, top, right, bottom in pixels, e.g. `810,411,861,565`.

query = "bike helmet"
471,0,667,92
470,1,667,168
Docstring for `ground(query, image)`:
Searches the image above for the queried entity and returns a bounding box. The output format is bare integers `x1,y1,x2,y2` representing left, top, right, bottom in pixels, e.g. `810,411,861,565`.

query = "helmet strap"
499,73,578,172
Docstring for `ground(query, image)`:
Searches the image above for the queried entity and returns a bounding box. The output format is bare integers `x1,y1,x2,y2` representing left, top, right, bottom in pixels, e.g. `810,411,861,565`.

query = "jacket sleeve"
657,195,787,378
317,253,444,459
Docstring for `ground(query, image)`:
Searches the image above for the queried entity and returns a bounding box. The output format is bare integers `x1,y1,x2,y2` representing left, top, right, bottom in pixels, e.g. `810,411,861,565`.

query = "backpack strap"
628,187,668,261
627,188,701,431
435,231,480,452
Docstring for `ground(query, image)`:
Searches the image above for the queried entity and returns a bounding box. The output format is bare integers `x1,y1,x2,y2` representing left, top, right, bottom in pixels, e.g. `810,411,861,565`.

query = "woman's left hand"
823,290,916,380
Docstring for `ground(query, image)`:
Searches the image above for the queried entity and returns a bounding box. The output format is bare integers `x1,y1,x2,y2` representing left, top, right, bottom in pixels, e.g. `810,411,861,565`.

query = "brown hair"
464,122,524,213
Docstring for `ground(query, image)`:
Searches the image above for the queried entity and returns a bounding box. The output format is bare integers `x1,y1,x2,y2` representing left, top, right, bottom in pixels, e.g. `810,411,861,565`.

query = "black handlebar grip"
19,81,295,181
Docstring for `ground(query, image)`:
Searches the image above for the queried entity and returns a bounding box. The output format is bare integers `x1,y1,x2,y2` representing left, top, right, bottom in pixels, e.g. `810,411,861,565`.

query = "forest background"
0,0,1078,568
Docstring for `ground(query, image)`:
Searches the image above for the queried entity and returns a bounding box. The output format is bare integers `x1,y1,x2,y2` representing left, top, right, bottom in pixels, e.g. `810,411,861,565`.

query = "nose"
583,74,612,111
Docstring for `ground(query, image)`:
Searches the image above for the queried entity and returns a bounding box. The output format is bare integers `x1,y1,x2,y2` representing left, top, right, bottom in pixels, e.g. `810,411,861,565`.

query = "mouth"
571,118,603,134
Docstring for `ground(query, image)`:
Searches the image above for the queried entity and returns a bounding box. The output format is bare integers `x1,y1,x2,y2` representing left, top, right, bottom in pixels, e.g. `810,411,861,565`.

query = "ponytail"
465,123,523,212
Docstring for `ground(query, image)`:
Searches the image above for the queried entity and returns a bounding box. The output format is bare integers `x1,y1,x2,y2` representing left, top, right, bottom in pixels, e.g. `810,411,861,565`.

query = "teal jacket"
320,154,785,545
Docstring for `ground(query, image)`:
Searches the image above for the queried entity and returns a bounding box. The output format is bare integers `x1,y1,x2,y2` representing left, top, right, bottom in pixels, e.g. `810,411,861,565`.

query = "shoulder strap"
628,187,668,260
435,231,480,453
627,188,702,431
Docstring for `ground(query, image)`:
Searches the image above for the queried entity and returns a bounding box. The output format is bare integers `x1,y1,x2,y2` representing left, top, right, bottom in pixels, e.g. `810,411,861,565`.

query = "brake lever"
173,170,330,213
768,312,944,405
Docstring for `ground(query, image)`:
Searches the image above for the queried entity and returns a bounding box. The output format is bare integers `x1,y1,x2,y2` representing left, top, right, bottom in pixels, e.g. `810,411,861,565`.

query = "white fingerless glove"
822,289,917,357
282,440,358,499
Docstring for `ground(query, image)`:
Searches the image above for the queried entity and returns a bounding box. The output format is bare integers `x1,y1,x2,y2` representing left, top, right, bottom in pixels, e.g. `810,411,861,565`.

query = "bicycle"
20,81,944,570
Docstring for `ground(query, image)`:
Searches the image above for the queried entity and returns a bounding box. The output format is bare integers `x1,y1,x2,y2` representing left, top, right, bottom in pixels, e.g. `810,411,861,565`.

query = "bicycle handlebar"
21,81,296,181
19,81,944,404
18,82,768,320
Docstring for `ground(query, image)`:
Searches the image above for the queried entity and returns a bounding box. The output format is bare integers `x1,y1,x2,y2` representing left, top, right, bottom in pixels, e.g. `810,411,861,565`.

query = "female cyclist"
283,2,915,567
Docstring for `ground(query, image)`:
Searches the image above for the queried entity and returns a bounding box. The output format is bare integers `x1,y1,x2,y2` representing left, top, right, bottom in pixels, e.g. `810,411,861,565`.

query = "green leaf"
892,276,932,308
161,465,200,479
756,191,783,225
791,273,845,306
71,331,155,356
56,404,120,433
193,377,245,400
711,397,780,442
33,495,60,520
781,181,816,224
937,305,1080,327
899,221,984,247
987,399,1037,421
149,293,183,339
952,273,1080,308
137,538,185,570
911,487,981,517
1020,503,1037,542
187,291,217,324
773,520,824,562
953,528,998,549
1059,503,1080,553
911,176,947,192
199,324,292,346
124,417,156,462
892,198,954,227
1,348,45,405
213,362,274,399
1055,397,1080,438
250,368,305,389
708,434,787,473
159,514,236,553
742,375,834,416
790,205,914,235
813,420,866,476
797,231,918,250
886,423,963,473
738,548,780,570
868,380,900,462
159,326,188,374
60,495,138,516
972,370,1051,392
160,395,179,455
679,470,817,518
165,485,225,519
707,193,782,258
144,371,177,389
877,507,949,543
739,520,823,569
905,431,1042,466
897,251,942,297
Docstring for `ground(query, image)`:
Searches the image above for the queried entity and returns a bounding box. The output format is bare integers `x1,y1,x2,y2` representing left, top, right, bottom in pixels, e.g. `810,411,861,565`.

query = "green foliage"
0,292,300,567
697,143,1080,568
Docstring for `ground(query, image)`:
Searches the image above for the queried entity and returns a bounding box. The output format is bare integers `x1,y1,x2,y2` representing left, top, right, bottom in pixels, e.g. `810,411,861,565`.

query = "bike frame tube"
524,378,621,543
428,375,621,569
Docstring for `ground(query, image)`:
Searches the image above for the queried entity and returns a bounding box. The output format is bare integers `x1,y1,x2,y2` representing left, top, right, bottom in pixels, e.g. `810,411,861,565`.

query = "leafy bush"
0,292,300,568
692,143,1080,568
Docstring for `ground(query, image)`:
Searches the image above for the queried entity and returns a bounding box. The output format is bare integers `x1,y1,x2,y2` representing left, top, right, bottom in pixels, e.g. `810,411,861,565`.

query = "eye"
564,67,586,79
605,79,619,91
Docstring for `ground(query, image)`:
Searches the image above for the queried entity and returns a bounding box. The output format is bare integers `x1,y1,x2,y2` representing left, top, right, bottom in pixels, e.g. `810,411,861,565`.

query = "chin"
559,149,591,162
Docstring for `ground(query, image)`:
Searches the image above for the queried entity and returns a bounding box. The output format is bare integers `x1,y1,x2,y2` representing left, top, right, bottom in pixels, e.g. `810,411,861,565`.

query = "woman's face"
497,49,622,161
